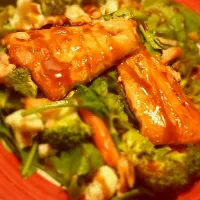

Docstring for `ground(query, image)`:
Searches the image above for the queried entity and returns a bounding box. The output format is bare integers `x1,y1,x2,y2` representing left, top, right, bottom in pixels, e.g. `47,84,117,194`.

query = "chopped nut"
161,47,183,64
12,32,31,40
157,37,178,46
84,5,102,19
65,5,91,25
100,0,119,15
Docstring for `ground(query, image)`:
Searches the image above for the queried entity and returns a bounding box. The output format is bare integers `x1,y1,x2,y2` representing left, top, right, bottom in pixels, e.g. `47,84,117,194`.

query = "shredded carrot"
79,108,119,168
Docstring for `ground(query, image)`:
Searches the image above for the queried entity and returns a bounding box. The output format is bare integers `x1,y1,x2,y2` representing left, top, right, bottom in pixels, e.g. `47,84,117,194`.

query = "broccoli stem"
21,142,38,176
22,98,78,116
111,187,154,200
108,115,121,149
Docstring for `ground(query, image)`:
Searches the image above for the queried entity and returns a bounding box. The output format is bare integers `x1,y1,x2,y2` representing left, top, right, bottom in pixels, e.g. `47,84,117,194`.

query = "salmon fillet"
3,19,138,100
118,48,200,145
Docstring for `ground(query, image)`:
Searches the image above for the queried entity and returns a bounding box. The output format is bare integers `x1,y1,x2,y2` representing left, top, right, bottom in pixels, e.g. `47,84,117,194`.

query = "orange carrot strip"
79,108,119,168
22,98,51,109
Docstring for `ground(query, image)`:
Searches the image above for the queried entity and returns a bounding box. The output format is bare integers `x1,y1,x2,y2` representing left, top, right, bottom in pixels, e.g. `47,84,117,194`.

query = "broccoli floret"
39,0,82,16
120,130,200,192
186,145,200,176
42,107,92,150
104,93,132,134
87,77,132,132
5,68,38,97
120,129,155,158
137,151,189,191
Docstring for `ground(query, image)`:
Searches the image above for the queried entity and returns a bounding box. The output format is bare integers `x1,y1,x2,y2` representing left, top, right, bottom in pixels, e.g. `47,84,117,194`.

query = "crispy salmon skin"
3,19,139,100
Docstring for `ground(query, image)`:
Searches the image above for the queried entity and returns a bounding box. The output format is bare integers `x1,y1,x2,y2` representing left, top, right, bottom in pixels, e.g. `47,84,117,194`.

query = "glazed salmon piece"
3,19,139,100
118,49,200,145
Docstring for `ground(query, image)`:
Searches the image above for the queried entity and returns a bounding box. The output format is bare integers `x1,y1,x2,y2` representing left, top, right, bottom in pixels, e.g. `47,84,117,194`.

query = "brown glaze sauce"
28,29,73,89
7,21,132,100
119,47,200,144
121,54,177,143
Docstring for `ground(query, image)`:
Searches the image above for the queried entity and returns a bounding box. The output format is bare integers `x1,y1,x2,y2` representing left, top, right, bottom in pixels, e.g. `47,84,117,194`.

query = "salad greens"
39,0,82,16
120,129,200,191
0,111,20,155
45,143,104,198
0,0,200,199
39,0,106,16
103,6,147,21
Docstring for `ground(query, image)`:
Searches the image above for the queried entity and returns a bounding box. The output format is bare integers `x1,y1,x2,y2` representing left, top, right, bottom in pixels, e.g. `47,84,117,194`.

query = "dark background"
0,0,15,6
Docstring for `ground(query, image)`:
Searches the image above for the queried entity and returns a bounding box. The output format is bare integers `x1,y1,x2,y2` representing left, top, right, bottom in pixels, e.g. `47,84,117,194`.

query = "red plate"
0,1,200,200
0,143,69,200
175,0,200,14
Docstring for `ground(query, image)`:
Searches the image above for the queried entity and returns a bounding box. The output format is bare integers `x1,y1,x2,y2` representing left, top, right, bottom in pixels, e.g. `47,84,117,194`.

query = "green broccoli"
103,6,147,21
42,107,92,150
5,68,38,97
39,0,109,16
39,0,82,16
104,93,132,134
120,129,200,192
23,77,132,148
86,77,132,132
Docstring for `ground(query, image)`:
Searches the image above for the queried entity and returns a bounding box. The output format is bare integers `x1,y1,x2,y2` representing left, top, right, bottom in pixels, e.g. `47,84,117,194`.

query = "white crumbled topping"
10,0,45,30
85,180,105,200
0,52,16,82
5,110,44,149
161,47,183,64
38,143,51,158
65,4,91,25
157,37,178,47
84,166,118,200
10,0,68,30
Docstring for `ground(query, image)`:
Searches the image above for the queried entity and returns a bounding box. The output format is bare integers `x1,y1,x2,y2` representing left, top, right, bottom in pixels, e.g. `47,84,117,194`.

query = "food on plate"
0,0,200,200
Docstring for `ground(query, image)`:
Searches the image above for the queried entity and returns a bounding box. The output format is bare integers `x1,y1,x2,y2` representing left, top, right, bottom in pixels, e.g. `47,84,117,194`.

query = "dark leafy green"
75,83,109,118
0,111,19,156
112,187,154,200
103,6,147,21
45,143,103,199
39,0,82,16
39,0,105,16
185,79,200,110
